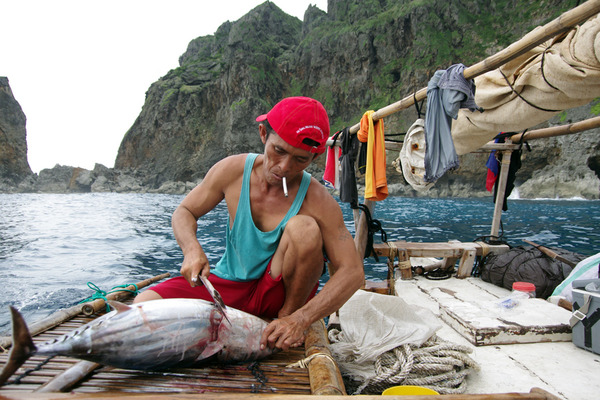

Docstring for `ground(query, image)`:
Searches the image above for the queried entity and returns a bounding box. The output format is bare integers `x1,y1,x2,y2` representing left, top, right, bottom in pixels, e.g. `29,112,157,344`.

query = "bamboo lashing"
80,272,171,315
0,272,170,350
303,320,346,395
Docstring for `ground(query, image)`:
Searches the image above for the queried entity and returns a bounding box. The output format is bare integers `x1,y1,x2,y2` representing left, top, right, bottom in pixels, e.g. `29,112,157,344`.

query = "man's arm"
260,186,364,350
172,155,244,286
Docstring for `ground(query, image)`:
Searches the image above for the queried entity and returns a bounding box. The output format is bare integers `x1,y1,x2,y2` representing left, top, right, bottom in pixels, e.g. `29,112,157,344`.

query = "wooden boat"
2,2,600,399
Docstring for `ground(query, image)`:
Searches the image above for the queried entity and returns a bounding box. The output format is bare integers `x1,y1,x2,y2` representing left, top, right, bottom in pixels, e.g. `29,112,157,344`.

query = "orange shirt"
357,111,388,201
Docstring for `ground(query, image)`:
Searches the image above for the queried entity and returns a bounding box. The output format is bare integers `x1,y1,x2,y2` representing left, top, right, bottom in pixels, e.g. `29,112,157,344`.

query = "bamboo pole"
490,149,513,238
81,272,171,315
0,272,170,350
35,360,101,393
523,239,578,267
343,112,600,151
509,115,600,142
304,320,346,396
340,0,600,135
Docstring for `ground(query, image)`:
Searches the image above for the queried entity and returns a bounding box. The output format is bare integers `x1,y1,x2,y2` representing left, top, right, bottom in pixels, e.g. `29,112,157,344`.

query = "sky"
1,0,328,173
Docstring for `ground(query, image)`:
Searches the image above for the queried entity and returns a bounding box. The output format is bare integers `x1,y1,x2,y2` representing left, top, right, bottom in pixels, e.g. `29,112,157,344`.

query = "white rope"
286,352,336,369
328,334,479,395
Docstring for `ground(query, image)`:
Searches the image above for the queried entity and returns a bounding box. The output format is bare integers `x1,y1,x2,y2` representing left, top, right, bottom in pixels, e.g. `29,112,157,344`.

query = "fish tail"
0,306,37,386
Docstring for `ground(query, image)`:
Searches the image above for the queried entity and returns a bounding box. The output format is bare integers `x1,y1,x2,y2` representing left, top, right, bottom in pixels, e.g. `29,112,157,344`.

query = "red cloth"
149,262,318,319
323,145,341,189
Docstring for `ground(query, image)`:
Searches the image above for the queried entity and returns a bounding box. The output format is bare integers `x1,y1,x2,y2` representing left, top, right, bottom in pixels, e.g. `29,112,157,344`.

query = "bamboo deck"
0,309,319,395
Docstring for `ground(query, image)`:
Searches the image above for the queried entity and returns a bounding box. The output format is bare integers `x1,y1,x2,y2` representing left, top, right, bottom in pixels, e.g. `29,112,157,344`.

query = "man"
134,96,364,351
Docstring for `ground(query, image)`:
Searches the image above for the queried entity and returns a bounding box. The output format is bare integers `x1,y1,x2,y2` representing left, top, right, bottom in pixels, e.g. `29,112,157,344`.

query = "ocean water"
1,193,599,333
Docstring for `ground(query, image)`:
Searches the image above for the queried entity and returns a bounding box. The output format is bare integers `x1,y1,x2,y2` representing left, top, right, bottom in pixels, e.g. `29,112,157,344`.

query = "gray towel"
424,64,480,182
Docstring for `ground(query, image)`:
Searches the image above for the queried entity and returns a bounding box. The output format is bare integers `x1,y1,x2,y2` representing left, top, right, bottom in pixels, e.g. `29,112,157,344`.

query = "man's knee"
133,289,163,303
284,215,322,251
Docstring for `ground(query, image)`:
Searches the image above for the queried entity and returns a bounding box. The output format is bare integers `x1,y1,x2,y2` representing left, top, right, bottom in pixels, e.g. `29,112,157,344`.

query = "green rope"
79,282,140,312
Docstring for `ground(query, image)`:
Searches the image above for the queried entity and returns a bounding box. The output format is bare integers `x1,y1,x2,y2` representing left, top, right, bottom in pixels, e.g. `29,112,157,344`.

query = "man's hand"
180,249,210,287
260,313,309,351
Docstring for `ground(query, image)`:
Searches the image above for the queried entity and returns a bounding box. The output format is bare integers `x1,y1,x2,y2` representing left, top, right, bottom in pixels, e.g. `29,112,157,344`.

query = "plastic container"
382,385,439,395
512,281,536,298
496,282,536,310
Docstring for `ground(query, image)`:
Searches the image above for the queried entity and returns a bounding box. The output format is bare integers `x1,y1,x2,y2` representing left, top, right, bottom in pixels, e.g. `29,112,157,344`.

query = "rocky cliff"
112,0,598,198
2,0,599,198
0,77,32,187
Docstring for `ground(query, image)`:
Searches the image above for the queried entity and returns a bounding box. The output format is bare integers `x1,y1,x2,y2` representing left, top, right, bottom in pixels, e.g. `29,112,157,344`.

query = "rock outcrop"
0,77,33,189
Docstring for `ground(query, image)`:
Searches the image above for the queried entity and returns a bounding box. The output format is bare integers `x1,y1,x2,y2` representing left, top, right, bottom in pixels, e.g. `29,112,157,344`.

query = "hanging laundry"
425,63,481,183
485,138,503,192
357,111,388,201
484,133,525,211
338,127,360,208
492,148,522,211
323,131,342,189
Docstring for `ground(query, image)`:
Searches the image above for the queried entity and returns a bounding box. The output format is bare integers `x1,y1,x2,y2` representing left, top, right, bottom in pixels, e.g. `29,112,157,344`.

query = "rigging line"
499,69,561,113
540,49,560,91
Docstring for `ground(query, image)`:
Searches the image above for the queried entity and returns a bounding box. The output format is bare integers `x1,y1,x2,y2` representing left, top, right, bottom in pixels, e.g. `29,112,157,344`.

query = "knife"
199,275,232,325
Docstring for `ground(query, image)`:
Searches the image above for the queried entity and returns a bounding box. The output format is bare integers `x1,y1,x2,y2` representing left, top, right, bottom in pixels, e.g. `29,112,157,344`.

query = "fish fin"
107,300,132,313
0,306,37,386
198,342,223,360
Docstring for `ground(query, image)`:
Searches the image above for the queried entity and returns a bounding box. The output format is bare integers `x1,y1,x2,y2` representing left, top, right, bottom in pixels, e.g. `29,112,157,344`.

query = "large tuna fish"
0,298,274,385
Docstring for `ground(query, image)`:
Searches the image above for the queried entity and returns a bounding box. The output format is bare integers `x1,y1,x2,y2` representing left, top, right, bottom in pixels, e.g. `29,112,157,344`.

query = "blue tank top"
213,153,311,281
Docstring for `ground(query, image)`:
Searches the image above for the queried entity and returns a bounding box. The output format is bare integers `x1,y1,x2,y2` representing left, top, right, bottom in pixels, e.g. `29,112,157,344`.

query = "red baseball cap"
256,96,330,154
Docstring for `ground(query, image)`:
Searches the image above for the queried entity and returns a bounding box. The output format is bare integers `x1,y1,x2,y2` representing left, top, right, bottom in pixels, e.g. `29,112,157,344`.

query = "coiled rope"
78,282,140,312
327,333,479,395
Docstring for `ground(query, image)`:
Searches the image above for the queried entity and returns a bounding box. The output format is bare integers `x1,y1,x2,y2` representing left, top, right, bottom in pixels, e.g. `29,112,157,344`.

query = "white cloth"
329,290,441,381
397,118,434,191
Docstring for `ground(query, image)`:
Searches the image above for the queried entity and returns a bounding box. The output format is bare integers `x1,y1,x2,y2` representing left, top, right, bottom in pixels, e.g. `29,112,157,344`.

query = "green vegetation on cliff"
114,0,588,191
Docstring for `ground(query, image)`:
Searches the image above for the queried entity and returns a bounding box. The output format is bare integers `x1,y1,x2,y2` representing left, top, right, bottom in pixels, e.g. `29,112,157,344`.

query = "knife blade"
199,275,232,325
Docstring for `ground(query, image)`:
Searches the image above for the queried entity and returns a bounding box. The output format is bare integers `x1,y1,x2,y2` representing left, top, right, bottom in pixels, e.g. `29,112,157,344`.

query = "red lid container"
512,281,536,295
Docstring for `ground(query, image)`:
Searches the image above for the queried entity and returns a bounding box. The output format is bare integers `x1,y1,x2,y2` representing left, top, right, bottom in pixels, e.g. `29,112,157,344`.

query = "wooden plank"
416,280,572,346
457,249,477,278
373,241,509,258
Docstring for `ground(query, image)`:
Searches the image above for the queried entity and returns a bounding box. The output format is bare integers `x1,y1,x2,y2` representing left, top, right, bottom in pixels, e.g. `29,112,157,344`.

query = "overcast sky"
1,0,328,173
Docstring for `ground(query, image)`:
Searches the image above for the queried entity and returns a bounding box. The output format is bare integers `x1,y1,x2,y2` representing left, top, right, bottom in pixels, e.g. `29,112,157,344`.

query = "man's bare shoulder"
304,176,342,214
214,154,248,169
207,154,249,179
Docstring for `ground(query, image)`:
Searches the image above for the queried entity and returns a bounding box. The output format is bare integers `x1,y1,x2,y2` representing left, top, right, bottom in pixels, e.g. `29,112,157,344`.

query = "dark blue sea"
1,193,599,333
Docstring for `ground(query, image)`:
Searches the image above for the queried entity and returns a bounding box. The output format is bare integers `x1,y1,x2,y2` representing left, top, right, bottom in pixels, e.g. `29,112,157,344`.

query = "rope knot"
79,282,140,312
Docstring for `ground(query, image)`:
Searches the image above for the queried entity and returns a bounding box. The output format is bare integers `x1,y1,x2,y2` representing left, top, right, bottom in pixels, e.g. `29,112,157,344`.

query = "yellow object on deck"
382,385,440,395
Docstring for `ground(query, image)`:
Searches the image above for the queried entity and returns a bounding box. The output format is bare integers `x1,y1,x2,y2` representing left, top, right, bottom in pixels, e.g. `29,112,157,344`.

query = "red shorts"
148,262,318,319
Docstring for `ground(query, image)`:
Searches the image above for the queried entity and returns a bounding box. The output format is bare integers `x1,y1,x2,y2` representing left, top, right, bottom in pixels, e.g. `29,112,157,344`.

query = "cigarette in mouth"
282,177,288,197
